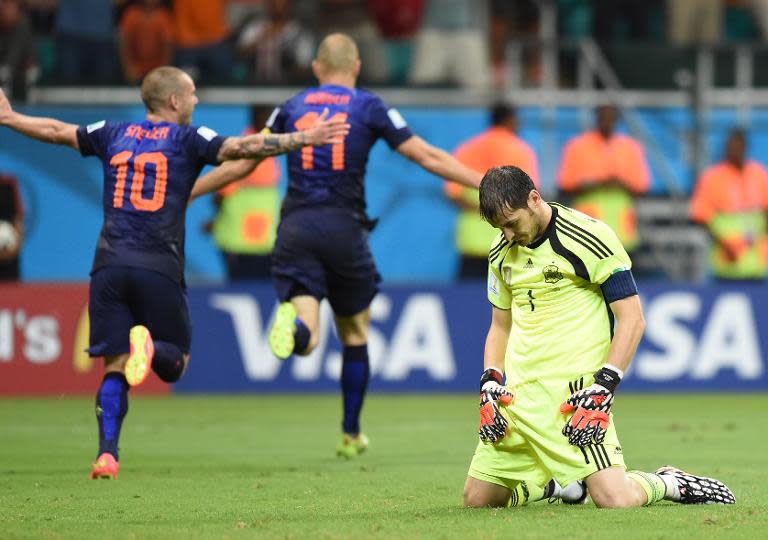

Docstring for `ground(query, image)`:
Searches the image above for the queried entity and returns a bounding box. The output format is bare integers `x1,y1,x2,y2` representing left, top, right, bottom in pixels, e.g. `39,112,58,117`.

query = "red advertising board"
0,282,168,395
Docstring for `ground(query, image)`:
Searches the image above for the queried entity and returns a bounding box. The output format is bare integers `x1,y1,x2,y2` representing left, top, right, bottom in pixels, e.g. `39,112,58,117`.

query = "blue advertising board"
177,282,768,393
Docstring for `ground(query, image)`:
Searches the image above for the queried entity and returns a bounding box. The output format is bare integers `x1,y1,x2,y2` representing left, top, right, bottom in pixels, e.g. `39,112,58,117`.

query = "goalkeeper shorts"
468,375,626,490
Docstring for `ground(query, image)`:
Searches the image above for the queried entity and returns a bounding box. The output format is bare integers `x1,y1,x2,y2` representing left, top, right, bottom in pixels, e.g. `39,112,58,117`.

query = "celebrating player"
193,33,482,458
0,66,349,479
464,165,735,508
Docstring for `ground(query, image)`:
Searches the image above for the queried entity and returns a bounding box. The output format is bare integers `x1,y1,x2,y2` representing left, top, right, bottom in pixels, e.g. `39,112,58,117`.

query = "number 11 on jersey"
294,111,348,170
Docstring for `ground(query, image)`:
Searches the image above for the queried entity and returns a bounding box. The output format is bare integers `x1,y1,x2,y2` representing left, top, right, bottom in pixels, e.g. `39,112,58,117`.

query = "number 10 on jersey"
294,111,348,170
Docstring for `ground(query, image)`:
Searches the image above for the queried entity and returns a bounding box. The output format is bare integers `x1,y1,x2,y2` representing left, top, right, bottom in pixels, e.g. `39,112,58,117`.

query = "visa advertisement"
177,282,767,393
1,282,765,395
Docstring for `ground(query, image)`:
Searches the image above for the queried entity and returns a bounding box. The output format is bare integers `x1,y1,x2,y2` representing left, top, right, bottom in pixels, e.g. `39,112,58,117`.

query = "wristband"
594,365,621,393
479,367,504,391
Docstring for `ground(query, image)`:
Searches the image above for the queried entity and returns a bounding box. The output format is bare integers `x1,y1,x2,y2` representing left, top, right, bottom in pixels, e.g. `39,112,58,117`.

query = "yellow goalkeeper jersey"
486,203,632,385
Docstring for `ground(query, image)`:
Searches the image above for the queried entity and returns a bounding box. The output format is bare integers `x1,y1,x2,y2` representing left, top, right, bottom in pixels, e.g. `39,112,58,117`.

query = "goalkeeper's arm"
477,306,514,443
603,291,645,374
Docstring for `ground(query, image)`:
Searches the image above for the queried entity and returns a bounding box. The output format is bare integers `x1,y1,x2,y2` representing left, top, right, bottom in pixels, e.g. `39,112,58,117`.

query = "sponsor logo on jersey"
543,264,563,283
524,258,534,269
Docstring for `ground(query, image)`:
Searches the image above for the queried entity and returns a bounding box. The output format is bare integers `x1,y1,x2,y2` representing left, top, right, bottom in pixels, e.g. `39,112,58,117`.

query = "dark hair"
479,166,536,222
727,126,747,143
491,103,516,126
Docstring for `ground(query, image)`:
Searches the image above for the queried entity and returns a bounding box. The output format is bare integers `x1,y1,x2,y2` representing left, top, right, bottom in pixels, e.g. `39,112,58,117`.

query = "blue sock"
96,372,129,460
341,344,369,435
152,341,185,383
293,318,310,354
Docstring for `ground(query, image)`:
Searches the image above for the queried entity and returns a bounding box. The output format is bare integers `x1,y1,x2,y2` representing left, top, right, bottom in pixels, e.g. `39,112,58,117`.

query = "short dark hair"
491,103,516,126
479,166,536,222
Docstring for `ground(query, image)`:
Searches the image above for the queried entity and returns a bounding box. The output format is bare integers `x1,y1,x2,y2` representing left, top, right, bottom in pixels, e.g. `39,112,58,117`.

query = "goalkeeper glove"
560,365,622,447
478,367,514,444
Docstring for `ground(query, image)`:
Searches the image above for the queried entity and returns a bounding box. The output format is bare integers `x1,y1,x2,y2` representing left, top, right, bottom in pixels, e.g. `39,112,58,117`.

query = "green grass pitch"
1,394,767,539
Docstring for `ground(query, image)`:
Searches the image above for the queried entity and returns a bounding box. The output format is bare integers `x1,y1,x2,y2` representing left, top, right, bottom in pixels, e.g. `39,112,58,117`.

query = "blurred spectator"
689,128,768,280
447,103,539,280
667,0,722,44
316,0,389,84
208,106,281,281
0,0,35,99
0,172,23,281
26,0,56,82
751,0,768,38
236,0,314,84
557,105,651,255
55,0,117,84
119,0,174,85
409,0,491,89
172,0,233,84
592,0,658,42
369,0,424,85
489,0,539,88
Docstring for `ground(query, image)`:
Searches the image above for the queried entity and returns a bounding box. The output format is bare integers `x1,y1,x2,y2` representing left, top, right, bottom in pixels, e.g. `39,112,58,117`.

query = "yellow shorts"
468,375,626,489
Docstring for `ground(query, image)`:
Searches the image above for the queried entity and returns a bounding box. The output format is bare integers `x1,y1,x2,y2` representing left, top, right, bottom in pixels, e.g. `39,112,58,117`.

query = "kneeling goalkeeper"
463,165,735,508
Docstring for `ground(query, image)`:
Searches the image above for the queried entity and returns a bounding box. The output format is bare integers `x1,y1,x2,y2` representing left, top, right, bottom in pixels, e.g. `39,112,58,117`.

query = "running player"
193,33,483,458
464,165,735,507
0,66,349,479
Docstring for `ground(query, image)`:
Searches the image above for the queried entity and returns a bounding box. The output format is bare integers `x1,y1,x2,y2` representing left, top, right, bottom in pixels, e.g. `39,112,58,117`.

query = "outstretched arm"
396,135,483,188
189,159,260,202
215,108,349,162
0,89,79,150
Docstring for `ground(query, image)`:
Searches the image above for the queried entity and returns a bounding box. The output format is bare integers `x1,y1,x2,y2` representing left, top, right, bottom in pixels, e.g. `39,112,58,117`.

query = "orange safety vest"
690,160,768,279
557,130,650,251
446,127,540,257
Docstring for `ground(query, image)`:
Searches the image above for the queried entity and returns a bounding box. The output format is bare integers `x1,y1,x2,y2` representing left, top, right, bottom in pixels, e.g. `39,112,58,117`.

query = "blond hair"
315,33,359,74
141,66,189,113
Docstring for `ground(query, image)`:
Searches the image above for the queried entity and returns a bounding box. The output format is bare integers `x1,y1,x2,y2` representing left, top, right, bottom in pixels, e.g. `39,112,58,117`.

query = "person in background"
0,0,35,100
447,103,539,280
408,0,491,89
690,127,768,281
55,0,117,84
236,0,314,84
119,0,174,85
369,0,424,85
0,171,23,280
209,105,281,281
171,0,232,84
557,104,651,256
667,0,722,44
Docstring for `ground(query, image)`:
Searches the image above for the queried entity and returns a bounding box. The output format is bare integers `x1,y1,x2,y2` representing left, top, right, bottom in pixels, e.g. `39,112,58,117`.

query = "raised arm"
396,135,482,189
189,159,260,202
215,108,349,162
0,89,79,150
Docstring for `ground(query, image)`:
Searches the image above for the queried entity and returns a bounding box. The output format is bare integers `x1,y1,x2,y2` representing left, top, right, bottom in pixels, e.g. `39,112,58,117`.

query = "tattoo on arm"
229,131,307,160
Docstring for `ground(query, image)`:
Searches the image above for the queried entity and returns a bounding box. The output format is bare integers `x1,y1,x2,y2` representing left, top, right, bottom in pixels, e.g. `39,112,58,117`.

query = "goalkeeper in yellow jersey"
463,165,735,508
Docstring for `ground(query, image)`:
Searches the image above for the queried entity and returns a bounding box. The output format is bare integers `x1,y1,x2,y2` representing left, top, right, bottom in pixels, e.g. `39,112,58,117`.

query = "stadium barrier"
2,282,765,394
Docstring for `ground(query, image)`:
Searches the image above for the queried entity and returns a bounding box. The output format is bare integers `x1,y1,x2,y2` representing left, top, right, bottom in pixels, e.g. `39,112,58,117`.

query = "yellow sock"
626,470,666,505
507,481,545,507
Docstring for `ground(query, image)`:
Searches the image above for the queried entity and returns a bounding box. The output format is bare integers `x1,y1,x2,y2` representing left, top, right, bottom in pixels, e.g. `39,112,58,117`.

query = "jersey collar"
526,205,557,249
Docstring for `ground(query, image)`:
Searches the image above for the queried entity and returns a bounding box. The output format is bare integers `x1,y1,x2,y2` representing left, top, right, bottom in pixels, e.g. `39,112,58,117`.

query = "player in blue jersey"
192,34,483,458
0,67,349,479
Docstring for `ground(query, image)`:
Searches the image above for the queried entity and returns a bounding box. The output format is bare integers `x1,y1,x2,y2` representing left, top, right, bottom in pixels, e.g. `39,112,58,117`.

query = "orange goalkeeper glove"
478,368,514,443
560,365,621,447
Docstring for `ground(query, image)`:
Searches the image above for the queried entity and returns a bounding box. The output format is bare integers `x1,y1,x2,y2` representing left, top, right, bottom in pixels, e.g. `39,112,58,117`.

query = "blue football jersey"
76,120,226,282
266,84,413,217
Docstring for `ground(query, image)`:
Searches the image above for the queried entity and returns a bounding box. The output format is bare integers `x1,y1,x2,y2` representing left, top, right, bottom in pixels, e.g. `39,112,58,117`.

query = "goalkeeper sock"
293,318,310,354
95,373,129,460
507,481,542,507
627,471,667,505
340,344,369,435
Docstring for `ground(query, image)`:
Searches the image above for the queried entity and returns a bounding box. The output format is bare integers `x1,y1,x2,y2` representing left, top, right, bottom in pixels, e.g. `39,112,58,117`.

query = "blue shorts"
88,266,191,356
271,207,381,317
